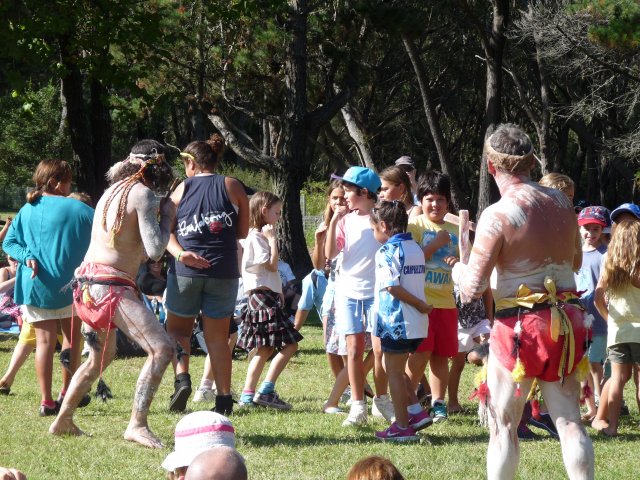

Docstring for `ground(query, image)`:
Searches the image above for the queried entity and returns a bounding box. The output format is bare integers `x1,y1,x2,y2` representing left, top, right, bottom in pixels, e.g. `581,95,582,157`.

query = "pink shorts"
416,307,458,358
491,304,588,382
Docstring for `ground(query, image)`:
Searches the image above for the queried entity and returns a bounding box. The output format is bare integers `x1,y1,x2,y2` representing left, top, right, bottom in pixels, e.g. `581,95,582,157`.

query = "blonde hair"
27,159,72,203
600,219,640,296
323,181,344,227
249,191,281,229
380,165,412,206
539,173,575,196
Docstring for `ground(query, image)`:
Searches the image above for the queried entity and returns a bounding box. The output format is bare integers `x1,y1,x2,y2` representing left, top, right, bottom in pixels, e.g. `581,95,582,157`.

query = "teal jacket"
2,196,93,309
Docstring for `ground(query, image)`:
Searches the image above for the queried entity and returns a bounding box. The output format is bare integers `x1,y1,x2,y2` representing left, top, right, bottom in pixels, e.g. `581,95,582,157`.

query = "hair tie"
180,152,195,162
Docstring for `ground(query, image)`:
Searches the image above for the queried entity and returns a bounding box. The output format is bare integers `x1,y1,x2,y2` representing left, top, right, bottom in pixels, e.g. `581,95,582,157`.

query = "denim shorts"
165,274,238,319
380,337,423,354
588,334,607,364
334,295,374,335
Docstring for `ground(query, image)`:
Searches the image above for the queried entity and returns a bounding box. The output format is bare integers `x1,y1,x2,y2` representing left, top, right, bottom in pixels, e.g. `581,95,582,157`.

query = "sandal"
0,385,10,395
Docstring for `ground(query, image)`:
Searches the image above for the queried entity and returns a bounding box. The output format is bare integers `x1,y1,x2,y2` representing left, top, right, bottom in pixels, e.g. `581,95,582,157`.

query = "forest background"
0,0,639,277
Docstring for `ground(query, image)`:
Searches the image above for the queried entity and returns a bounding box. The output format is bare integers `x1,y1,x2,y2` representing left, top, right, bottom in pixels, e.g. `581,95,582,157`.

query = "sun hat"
162,411,236,472
331,166,381,193
577,206,609,228
610,202,640,223
394,156,415,169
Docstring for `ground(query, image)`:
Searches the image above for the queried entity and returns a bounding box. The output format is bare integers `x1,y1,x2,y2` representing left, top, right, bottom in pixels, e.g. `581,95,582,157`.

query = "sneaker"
408,409,433,431
39,402,60,417
528,413,559,439
193,388,216,403
78,394,92,409
169,376,192,413
430,401,448,423
372,396,396,423
517,424,537,441
375,422,418,442
342,403,368,427
253,391,292,411
237,399,256,408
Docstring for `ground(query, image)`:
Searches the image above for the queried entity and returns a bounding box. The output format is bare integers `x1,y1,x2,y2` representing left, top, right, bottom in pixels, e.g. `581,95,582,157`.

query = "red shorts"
416,307,458,358
491,304,588,382
73,262,138,331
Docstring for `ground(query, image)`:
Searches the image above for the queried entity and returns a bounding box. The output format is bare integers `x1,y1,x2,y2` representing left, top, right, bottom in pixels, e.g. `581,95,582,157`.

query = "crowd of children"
1,147,639,469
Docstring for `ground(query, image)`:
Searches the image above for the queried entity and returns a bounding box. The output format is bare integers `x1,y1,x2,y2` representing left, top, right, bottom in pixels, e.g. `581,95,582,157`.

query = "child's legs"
448,352,467,409
165,312,196,374
327,353,344,378
634,365,640,413
0,340,35,387
346,333,365,401
243,346,275,392
202,315,232,395
588,335,606,398
264,343,299,384
326,366,350,408
605,356,632,433
58,316,82,391
591,378,610,430
406,350,430,391
429,354,449,403
371,334,388,396
33,319,58,403
383,351,410,426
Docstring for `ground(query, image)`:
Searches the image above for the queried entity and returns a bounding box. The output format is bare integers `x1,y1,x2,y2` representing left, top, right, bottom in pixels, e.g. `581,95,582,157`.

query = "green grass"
1,318,640,479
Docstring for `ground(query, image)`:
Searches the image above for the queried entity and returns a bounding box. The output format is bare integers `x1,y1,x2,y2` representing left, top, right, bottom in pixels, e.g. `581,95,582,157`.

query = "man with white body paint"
452,124,593,479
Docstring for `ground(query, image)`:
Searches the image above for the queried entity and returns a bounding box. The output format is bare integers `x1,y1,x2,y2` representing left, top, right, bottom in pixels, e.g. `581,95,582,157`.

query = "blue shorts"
588,334,607,364
380,337,423,354
165,274,238,319
334,295,374,335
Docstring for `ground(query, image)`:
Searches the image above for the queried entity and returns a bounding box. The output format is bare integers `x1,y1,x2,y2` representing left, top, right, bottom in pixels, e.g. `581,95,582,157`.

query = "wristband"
176,250,184,262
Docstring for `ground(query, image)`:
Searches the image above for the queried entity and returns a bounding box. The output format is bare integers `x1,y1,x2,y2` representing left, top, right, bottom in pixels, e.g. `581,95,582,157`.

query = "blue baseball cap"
332,166,381,193
611,203,640,223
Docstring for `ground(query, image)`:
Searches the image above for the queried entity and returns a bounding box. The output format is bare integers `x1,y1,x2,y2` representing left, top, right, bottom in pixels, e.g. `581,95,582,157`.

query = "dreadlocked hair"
27,159,72,204
102,139,173,247
600,219,640,297
370,200,408,236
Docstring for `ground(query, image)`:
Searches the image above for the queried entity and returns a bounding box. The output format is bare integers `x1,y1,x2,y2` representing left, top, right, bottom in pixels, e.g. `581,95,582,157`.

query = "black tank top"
174,175,239,278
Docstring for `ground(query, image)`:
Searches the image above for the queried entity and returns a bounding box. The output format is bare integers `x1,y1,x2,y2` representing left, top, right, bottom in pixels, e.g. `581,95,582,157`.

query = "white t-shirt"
241,229,282,295
335,211,380,299
373,233,429,340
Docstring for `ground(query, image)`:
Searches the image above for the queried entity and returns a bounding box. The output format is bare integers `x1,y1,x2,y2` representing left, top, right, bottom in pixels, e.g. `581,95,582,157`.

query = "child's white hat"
162,411,236,471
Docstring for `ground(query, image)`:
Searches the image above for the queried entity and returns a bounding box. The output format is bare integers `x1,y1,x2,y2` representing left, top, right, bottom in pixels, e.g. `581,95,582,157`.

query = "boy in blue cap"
326,167,386,426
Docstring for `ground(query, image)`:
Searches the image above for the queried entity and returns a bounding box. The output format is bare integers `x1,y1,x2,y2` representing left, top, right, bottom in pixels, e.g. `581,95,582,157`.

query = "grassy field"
1,316,640,479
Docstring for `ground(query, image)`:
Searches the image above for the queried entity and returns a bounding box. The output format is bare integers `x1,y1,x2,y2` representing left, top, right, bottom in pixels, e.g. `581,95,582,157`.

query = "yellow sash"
495,277,582,381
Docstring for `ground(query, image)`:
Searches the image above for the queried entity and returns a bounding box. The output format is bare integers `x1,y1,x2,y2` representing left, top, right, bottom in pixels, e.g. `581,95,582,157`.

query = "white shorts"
21,304,73,323
458,319,491,353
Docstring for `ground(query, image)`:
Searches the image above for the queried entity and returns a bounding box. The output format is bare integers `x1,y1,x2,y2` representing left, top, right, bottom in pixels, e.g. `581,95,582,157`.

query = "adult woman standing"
2,159,93,415
165,134,249,416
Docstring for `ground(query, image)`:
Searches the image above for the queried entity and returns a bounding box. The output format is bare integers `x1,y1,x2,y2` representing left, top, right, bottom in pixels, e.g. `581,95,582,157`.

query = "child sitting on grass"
370,200,432,442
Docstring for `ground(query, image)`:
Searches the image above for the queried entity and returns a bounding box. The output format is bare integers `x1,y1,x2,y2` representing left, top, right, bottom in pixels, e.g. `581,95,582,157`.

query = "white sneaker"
372,395,396,423
342,401,368,427
193,388,216,403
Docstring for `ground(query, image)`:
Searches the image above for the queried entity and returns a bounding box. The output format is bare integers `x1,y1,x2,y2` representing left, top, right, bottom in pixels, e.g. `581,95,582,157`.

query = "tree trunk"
90,78,112,197
401,34,466,211
341,103,375,169
477,0,508,217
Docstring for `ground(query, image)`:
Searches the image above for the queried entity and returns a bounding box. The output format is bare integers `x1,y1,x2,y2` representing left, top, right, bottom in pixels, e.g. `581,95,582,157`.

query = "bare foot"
49,417,85,437
124,426,164,448
448,403,464,414
591,418,609,431
601,426,618,437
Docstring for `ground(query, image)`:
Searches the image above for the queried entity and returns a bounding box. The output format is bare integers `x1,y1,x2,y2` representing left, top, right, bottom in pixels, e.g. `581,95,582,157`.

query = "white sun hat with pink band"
162,411,236,471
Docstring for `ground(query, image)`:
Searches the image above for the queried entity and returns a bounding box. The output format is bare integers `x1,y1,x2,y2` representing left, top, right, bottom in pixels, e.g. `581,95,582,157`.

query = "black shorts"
380,336,423,354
